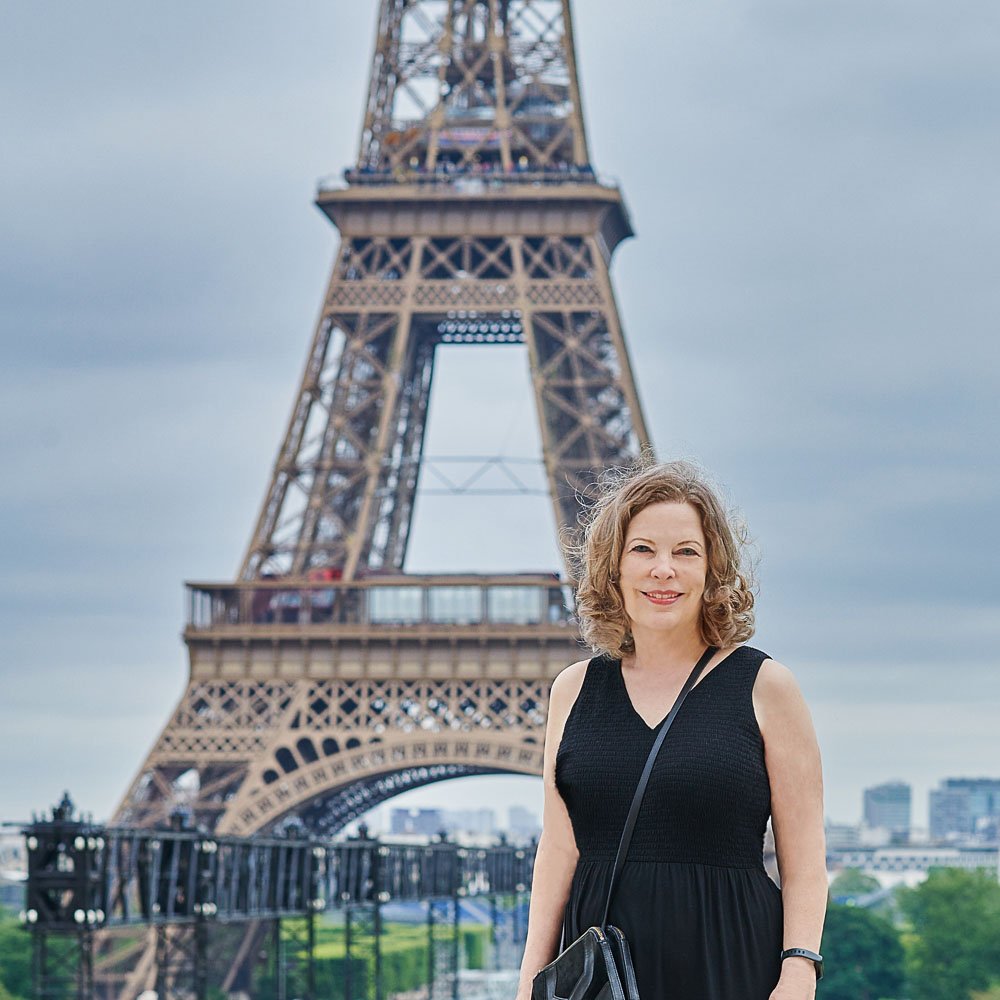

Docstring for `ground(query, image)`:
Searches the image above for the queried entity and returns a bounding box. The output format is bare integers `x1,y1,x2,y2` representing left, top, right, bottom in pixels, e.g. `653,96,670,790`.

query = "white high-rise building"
863,781,911,840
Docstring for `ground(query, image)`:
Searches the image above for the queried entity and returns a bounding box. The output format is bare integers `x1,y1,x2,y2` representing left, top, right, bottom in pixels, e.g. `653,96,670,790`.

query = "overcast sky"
1,1,998,833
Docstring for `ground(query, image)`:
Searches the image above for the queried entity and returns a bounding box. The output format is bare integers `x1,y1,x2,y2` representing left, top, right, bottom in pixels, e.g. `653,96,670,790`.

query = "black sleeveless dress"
555,645,784,999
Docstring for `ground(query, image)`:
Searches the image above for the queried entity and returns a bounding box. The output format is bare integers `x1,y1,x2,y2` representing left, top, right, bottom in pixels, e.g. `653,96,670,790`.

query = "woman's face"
617,501,708,641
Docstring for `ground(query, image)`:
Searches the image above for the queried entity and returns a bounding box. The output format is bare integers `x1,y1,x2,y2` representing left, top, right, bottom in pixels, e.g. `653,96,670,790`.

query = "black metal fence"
20,799,534,1000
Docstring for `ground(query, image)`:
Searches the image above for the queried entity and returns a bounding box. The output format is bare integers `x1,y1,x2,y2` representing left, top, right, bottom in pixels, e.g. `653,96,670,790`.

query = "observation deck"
184,573,584,682
315,167,634,257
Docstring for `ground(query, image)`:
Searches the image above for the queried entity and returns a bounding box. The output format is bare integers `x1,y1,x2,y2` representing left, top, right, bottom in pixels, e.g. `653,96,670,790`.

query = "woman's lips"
642,590,682,606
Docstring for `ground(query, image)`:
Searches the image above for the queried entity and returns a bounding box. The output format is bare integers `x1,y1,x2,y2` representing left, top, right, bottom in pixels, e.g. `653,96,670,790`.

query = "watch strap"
780,947,824,981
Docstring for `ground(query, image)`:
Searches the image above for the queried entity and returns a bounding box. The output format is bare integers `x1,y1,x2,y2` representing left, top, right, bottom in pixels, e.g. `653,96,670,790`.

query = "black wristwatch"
780,947,824,981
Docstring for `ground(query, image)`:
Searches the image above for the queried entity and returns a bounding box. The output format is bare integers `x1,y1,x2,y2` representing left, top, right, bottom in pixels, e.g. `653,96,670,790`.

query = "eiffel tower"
111,0,650,848
99,2,653,994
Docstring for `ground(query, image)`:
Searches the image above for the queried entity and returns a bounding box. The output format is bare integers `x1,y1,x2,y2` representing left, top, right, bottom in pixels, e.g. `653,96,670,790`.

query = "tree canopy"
829,867,881,898
897,868,1000,1000
818,901,905,1000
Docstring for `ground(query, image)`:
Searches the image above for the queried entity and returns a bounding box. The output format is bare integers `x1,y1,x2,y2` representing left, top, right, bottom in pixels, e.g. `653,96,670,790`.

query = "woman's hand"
768,957,817,999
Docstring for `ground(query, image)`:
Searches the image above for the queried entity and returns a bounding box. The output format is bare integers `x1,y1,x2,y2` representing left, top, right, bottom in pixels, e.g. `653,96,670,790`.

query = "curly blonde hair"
564,457,757,658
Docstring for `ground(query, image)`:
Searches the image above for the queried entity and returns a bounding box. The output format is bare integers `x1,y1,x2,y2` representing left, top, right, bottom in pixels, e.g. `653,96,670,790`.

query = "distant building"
508,806,541,841
387,806,508,842
863,781,911,840
390,807,444,837
0,831,26,910
444,808,496,837
829,844,998,889
929,778,1000,842
825,821,862,850
930,786,971,841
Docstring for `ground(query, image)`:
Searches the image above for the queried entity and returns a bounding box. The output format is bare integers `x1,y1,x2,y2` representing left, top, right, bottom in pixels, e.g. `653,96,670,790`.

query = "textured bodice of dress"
556,645,773,868
554,645,784,1000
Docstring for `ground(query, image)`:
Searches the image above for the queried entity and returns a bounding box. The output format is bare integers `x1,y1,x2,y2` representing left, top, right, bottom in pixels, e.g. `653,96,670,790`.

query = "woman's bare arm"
515,659,589,999
754,658,827,997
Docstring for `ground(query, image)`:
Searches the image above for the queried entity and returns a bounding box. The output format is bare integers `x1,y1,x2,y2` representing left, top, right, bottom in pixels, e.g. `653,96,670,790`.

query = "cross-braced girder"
115,671,551,835
239,227,648,582
358,0,589,177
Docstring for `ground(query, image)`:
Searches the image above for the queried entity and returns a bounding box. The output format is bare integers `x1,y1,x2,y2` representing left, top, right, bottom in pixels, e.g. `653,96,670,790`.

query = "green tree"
0,916,31,1000
817,901,905,1000
829,868,881,898
897,867,1000,1000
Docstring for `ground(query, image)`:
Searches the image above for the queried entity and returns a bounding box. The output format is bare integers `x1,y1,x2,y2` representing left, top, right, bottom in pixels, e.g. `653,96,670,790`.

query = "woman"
515,460,827,1000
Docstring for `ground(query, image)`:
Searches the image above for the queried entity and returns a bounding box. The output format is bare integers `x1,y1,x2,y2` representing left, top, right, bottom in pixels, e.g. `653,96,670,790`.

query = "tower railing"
186,573,575,632
329,163,600,188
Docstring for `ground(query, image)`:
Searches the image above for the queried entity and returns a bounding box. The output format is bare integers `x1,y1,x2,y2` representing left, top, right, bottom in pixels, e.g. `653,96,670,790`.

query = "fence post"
306,906,316,1000
344,904,353,1000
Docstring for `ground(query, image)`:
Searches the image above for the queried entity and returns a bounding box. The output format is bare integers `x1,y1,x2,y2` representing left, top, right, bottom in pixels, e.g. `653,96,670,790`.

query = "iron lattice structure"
358,0,590,177
240,0,647,582
101,1,651,996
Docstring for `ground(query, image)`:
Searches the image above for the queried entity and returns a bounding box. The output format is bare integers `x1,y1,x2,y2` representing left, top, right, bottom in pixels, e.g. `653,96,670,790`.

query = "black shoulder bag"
531,646,718,1000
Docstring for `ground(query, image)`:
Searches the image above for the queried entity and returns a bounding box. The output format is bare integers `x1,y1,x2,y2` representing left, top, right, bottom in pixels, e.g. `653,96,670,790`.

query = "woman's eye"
677,548,699,556
631,545,651,553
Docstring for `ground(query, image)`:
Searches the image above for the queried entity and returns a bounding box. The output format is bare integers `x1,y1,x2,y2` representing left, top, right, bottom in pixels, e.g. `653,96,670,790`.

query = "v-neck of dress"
615,647,741,731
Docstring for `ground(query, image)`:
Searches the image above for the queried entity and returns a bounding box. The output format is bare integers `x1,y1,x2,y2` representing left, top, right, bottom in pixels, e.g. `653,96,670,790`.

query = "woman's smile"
641,589,683,606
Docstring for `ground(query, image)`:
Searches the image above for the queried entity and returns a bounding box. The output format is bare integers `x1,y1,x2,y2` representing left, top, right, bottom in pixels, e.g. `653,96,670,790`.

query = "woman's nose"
650,557,676,579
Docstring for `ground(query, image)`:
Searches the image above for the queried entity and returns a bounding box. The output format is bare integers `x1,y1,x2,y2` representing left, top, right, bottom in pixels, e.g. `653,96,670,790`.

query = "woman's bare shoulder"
543,658,594,777
548,660,590,732
752,656,816,740
754,656,803,699
548,656,593,715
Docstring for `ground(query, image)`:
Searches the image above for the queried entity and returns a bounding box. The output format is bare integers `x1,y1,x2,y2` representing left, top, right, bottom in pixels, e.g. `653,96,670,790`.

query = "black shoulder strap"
600,645,717,929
